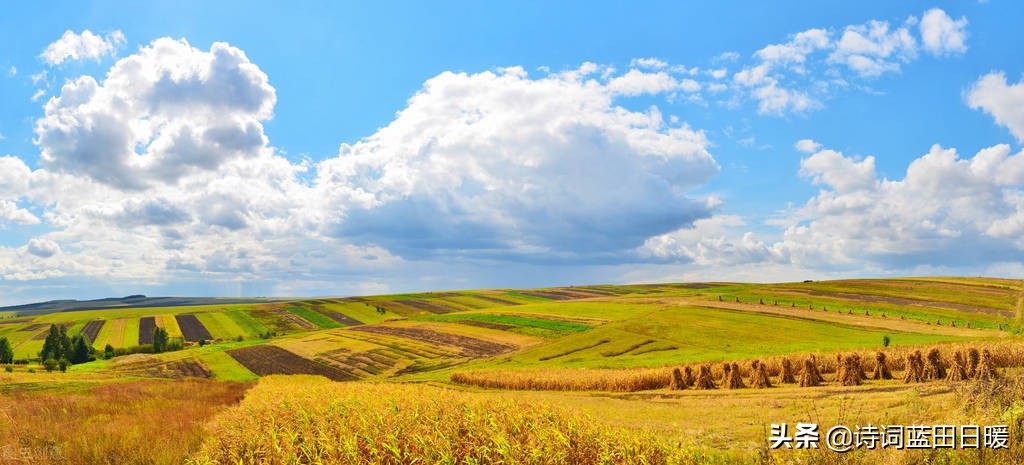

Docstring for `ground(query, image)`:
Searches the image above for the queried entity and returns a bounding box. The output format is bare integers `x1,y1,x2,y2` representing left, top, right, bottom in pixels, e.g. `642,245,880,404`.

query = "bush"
882,335,891,347
4,365,12,373
43,358,58,372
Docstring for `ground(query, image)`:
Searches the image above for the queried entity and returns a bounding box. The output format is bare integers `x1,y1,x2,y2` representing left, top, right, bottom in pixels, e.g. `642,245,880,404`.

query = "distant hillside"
0,295,285,316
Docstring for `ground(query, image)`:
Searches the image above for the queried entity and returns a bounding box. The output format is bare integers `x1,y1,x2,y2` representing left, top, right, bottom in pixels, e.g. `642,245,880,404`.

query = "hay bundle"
694,364,716,389
725,362,746,389
720,362,731,383
749,360,772,388
872,352,893,380
669,367,687,390
798,358,821,387
924,348,946,380
838,354,862,386
903,350,925,383
967,348,980,378
974,350,998,381
780,358,797,384
682,366,695,387
946,351,968,382
808,355,823,384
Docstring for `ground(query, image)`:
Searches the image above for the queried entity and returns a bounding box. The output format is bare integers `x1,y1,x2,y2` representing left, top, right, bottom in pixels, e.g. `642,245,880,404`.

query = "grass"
285,305,343,329
123,317,140,347
157,314,184,339
195,312,249,340
0,378,251,465
198,351,258,382
416,313,592,336
224,310,269,336
477,305,963,370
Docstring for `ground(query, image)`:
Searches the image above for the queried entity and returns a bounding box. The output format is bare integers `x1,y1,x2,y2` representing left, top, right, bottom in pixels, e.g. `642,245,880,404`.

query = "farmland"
2,277,1024,463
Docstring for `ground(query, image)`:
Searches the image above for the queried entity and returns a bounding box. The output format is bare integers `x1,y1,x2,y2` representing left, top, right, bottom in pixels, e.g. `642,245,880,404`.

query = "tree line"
0,324,181,371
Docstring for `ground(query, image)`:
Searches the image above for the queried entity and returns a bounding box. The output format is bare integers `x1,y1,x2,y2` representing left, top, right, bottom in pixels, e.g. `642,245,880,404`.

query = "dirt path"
646,296,998,338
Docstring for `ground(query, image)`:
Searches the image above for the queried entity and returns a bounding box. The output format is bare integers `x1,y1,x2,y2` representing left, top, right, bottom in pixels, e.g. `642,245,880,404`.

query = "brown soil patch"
324,312,364,326
349,325,516,357
396,299,463,314
227,345,356,381
138,317,156,345
81,320,105,342
455,320,516,331
175,314,213,342
469,295,523,306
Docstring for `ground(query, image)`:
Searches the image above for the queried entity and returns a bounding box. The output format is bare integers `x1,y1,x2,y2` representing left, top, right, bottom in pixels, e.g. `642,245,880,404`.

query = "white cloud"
755,28,831,69
641,215,779,266
40,30,126,65
629,57,668,69
776,144,1024,268
35,37,277,189
315,66,720,261
26,238,60,258
967,72,1024,142
828,20,917,77
606,69,700,96
795,139,822,153
920,8,968,55
7,66,14,76
0,200,39,225
752,82,820,115
30,89,45,101
716,51,740,62
728,8,965,115
799,149,877,193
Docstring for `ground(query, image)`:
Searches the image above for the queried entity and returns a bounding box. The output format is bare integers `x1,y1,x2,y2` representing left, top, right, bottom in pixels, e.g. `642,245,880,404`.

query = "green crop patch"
285,305,343,329
415,313,591,338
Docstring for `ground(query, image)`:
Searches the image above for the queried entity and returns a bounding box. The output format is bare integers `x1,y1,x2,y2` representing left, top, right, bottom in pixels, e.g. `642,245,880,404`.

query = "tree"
58,358,69,372
882,335,891,347
0,337,13,364
104,344,115,359
43,358,58,372
70,334,95,364
152,327,169,353
40,324,72,362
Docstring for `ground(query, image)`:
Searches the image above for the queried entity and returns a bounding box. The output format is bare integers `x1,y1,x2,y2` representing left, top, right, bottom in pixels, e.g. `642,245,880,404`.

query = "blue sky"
0,1,1022,304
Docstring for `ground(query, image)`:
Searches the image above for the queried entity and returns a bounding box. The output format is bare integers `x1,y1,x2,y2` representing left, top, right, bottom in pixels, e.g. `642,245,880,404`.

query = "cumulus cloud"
828,20,917,77
26,238,60,258
315,66,720,261
629,57,668,69
776,144,1024,268
920,8,968,55
35,38,277,189
967,72,1024,142
795,139,822,153
40,30,125,65
0,201,39,225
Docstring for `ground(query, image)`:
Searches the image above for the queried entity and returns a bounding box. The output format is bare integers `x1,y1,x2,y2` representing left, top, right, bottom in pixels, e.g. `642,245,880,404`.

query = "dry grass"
452,340,1024,393
0,379,250,465
189,375,684,465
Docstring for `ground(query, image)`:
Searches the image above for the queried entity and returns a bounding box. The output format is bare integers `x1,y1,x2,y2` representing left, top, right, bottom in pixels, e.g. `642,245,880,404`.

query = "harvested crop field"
784,288,1012,317
227,345,356,381
270,308,317,330
81,320,105,342
138,316,156,344
29,322,71,340
323,312,363,326
350,325,517,357
468,295,522,306
455,320,516,331
175,314,214,342
395,299,463,314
